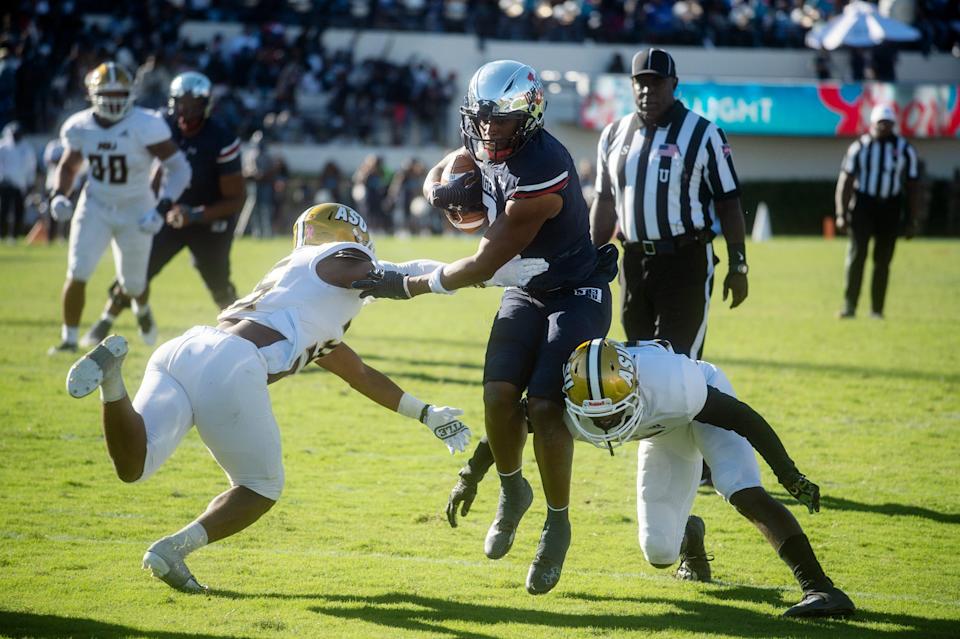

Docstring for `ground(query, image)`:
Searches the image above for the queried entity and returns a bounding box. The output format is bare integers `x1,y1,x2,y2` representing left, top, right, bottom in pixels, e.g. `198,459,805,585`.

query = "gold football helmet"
292,203,373,251
85,62,135,122
563,338,644,451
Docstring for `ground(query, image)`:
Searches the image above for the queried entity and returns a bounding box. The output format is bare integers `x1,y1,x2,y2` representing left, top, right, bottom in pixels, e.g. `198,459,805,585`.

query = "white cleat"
65,335,128,399
142,537,208,594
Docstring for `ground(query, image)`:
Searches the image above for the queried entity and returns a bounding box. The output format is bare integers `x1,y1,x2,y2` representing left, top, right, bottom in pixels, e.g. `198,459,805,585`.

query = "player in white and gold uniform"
48,62,192,354
63,203,546,594
447,338,855,618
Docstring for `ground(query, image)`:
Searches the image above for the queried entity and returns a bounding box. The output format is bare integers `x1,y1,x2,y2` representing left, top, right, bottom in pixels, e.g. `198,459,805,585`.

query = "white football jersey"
564,341,710,442
60,106,171,204
218,241,374,376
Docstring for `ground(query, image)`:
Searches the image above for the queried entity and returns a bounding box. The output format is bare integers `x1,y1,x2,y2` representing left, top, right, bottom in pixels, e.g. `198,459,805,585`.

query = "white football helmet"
563,338,644,452
85,62,136,122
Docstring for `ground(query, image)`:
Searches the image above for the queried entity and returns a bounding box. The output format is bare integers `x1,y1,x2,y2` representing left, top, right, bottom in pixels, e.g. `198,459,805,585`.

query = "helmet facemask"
563,339,645,455
168,72,213,134
460,104,534,163
459,60,546,164
86,63,135,123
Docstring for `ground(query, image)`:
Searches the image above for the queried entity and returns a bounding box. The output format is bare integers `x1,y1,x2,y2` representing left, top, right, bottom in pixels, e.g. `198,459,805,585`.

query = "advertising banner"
580,77,960,138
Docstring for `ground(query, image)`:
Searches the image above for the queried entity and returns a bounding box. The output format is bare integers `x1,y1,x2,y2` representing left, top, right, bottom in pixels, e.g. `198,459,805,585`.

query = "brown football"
441,151,486,233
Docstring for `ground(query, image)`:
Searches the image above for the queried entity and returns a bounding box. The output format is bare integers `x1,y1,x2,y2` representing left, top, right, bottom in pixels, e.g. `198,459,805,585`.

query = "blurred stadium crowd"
1,0,958,241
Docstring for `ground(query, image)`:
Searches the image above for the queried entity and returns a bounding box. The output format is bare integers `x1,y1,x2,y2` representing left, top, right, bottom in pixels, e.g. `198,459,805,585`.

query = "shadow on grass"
768,492,960,524
297,363,478,387
362,352,484,371
720,356,960,385
300,591,954,639
0,610,254,639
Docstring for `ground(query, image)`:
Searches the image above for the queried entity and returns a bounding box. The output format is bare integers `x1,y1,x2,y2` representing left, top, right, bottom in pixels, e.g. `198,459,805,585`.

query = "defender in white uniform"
63,203,546,594
48,62,192,354
446,338,855,619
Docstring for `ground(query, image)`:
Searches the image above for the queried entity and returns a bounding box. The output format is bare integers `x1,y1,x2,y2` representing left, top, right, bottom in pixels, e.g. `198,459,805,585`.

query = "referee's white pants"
132,326,284,500
636,371,761,566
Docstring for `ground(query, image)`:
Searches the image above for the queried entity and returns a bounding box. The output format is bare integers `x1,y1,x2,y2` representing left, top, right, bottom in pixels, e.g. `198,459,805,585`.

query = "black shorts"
484,281,612,404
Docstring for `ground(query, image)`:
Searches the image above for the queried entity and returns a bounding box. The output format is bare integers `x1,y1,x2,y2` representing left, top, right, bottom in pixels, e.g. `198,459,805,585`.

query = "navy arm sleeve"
694,385,799,483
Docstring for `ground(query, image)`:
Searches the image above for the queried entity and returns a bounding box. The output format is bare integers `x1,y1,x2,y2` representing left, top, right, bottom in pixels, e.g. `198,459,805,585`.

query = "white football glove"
138,208,164,235
421,405,472,455
50,194,74,222
485,256,550,288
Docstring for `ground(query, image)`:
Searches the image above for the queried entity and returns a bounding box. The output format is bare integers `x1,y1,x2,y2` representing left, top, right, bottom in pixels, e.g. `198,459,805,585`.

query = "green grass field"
1,235,958,639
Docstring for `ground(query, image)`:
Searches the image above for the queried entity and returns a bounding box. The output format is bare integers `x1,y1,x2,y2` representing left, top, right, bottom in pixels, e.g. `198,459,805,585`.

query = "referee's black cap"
631,48,677,79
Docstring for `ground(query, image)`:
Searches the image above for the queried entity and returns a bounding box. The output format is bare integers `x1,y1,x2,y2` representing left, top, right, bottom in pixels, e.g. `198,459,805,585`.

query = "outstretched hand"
422,405,472,454
351,269,411,300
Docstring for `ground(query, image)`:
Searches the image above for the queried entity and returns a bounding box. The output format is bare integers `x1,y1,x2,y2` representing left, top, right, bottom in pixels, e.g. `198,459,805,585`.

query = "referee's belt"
622,233,708,256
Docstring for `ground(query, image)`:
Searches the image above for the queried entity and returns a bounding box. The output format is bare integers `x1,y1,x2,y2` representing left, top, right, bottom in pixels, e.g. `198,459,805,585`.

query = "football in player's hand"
441,152,486,234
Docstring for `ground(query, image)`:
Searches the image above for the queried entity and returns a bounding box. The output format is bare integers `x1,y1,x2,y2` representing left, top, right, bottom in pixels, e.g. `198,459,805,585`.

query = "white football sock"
62,325,78,344
99,373,127,403
100,312,117,324
131,301,151,318
168,521,209,556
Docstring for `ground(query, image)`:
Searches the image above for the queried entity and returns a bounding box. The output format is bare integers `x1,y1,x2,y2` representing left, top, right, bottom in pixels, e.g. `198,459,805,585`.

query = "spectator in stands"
387,157,428,233
242,130,280,238
136,53,173,110
0,122,37,242
352,154,391,233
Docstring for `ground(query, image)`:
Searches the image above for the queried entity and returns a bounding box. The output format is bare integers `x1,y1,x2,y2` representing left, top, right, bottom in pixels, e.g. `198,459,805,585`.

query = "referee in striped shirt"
835,104,921,319
591,48,748,360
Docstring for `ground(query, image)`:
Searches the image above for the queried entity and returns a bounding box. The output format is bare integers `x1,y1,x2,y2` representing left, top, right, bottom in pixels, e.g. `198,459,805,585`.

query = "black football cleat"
526,515,571,595
783,585,856,619
137,309,158,346
676,515,712,582
48,341,78,356
484,477,533,560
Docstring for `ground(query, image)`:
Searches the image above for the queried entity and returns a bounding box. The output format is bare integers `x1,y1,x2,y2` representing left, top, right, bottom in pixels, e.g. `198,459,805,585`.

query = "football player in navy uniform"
446,338,856,618
81,71,246,348
352,60,618,595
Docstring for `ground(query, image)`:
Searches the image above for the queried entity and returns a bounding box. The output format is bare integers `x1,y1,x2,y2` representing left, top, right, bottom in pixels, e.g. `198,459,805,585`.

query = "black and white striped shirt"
595,102,740,242
842,134,919,199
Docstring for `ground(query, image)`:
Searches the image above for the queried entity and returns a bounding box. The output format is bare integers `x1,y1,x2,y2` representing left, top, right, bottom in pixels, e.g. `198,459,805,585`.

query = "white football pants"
132,326,285,500
67,190,154,296
636,363,762,566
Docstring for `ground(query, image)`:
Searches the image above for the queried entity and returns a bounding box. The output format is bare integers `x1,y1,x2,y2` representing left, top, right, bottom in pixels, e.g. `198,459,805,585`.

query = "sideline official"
835,104,920,319
590,48,748,360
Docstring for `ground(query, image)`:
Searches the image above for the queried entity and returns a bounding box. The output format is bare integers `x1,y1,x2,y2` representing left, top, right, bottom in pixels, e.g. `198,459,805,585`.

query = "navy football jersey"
167,115,242,209
478,129,597,291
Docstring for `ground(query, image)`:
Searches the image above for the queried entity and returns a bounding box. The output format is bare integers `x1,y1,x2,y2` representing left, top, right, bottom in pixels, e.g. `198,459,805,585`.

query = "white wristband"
428,267,455,295
397,392,427,421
